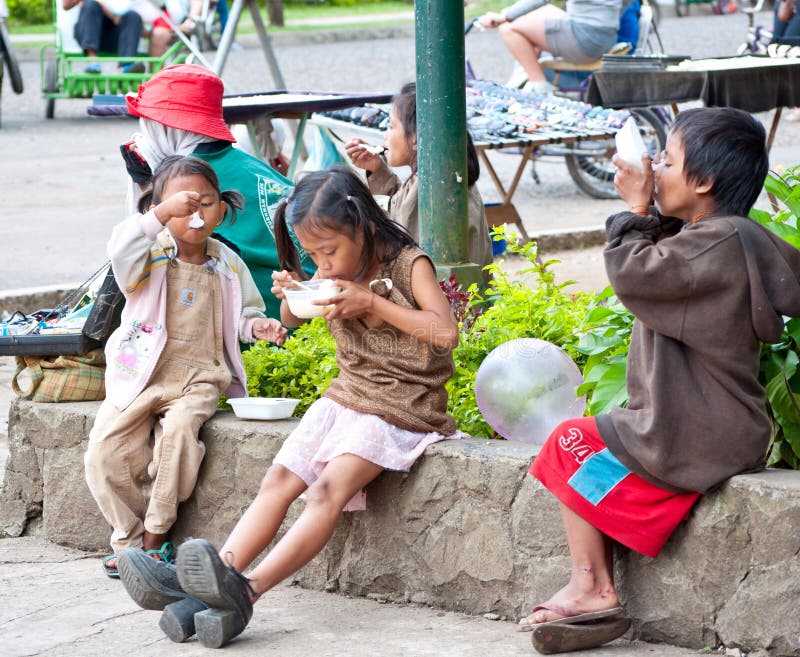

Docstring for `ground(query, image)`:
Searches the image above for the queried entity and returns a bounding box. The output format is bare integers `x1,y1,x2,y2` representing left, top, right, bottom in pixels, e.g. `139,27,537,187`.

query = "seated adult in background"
773,0,800,120
145,0,203,58
774,0,800,46
122,64,309,318
63,0,144,73
479,0,624,95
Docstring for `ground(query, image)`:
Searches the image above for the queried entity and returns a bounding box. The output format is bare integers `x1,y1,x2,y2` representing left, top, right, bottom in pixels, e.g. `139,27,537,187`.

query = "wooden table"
221,91,393,178
587,56,800,153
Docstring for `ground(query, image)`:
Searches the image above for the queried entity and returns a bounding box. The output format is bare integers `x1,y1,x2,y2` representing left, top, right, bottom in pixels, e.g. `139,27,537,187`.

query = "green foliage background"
6,0,52,26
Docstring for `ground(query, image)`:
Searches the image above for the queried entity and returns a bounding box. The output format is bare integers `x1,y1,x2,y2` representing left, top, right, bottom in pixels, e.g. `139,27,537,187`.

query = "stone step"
2,399,797,655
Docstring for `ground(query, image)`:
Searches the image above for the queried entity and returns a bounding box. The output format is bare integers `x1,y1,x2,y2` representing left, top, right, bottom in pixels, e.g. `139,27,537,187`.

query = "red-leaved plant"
439,274,482,333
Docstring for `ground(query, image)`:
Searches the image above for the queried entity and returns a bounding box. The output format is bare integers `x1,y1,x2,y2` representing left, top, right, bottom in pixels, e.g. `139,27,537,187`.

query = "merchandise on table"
0,262,122,356
318,80,629,144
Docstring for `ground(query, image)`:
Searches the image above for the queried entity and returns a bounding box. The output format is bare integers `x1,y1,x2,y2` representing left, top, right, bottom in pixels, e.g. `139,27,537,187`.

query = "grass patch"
283,1,413,20
7,0,514,39
8,23,54,35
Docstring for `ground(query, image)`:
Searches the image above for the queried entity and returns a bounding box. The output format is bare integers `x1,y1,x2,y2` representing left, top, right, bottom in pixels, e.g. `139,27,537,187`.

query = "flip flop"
102,554,120,578
145,541,176,564
519,603,624,632
532,616,632,654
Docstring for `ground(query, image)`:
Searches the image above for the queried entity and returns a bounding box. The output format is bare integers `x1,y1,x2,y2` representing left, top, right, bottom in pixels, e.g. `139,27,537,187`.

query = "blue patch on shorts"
568,448,630,506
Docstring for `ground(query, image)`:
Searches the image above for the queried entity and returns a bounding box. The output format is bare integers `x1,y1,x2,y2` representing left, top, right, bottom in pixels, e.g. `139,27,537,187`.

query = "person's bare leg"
498,4,565,82
239,454,383,597
217,464,309,573
148,27,172,58
143,530,170,557
519,502,619,628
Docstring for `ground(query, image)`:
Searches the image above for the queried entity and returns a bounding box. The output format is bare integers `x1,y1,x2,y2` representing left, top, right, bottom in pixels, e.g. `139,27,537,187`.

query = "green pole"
414,2,483,288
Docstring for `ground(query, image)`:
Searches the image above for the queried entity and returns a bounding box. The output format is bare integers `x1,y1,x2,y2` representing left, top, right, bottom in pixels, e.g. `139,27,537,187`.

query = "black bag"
0,262,124,357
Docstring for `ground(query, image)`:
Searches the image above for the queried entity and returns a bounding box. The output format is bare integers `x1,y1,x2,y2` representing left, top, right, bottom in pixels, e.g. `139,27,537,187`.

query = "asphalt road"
0,8,797,291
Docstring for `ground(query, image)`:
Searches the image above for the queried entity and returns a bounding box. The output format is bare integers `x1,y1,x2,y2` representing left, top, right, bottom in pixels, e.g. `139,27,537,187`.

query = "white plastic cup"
615,116,648,171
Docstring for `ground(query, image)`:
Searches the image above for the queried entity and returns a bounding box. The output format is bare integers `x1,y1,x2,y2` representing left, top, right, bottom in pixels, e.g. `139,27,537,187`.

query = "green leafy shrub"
446,236,595,437
574,287,633,415
243,318,338,416
6,0,52,26
752,164,800,469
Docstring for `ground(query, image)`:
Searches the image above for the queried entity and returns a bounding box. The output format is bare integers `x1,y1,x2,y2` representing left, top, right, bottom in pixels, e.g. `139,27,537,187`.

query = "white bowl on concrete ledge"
228,397,300,420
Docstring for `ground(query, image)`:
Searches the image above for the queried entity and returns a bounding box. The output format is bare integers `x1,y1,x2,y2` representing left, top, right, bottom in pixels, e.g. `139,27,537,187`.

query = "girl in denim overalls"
85,156,286,577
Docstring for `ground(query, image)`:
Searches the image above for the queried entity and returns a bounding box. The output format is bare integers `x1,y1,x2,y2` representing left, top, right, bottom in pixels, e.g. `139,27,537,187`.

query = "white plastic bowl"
228,397,300,420
284,279,341,318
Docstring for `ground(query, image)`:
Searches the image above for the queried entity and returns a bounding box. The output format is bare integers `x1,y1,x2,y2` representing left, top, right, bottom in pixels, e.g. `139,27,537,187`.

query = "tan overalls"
85,253,231,553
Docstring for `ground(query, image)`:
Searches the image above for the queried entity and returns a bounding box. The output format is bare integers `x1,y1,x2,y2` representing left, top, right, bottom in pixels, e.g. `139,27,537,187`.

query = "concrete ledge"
1,399,798,655
531,226,606,252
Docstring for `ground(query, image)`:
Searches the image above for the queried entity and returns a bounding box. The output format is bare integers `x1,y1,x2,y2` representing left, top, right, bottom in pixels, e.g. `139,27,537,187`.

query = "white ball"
474,338,586,445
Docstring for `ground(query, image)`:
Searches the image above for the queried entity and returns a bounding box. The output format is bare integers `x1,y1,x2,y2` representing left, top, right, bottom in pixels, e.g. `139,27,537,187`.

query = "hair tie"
282,198,295,224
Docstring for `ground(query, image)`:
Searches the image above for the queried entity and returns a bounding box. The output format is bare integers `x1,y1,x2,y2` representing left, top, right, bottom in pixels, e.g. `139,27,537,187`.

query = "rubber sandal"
519,603,624,632
84,63,102,74
102,554,120,578
532,616,632,654
146,541,176,564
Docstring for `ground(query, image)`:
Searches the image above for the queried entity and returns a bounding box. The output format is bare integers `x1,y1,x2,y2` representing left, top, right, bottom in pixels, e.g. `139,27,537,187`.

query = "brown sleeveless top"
324,246,456,435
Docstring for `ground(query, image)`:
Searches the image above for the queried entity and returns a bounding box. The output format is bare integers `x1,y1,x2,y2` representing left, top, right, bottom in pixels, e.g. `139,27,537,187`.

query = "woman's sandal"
102,554,120,578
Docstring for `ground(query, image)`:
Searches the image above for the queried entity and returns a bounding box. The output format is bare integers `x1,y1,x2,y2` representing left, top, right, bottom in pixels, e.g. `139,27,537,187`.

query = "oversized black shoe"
176,538,256,648
118,548,208,642
531,616,632,654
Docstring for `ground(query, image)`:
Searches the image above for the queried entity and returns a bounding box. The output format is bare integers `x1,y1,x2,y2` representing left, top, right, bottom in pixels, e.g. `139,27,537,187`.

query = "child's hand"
344,138,382,173
612,153,654,212
479,11,507,28
271,270,302,301
320,280,373,320
252,318,287,345
153,191,202,224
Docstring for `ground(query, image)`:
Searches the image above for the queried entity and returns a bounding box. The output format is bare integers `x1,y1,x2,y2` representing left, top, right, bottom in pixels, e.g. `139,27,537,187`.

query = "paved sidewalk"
0,538,708,657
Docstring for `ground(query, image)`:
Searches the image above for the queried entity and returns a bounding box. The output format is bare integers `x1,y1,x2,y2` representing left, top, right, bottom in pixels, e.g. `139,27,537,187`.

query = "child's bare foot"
518,583,621,630
102,554,120,577
143,531,172,561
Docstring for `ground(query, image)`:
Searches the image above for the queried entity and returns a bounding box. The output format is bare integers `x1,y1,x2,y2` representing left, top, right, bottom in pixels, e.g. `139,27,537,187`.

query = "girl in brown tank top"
147,167,462,648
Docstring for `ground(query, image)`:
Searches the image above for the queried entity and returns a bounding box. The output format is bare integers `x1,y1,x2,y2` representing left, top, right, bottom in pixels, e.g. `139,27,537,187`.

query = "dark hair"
273,165,417,281
671,107,768,216
137,155,244,222
394,81,480,185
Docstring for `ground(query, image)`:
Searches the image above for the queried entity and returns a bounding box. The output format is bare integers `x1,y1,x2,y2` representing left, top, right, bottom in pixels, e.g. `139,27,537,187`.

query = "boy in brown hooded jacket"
520,107,800,651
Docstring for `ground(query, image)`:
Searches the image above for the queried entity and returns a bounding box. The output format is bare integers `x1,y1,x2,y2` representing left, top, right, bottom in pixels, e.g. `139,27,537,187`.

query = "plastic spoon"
289,279,316,292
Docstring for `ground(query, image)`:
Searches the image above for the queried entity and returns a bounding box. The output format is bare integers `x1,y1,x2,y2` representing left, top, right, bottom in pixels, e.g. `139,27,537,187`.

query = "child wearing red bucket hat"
122,64,311,319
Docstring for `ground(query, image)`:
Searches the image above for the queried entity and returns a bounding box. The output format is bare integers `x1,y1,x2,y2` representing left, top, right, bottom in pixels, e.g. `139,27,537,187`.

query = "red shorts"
529,416,699,558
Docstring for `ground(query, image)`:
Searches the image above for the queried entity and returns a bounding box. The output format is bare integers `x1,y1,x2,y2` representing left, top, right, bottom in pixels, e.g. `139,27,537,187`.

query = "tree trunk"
266,0,284,27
